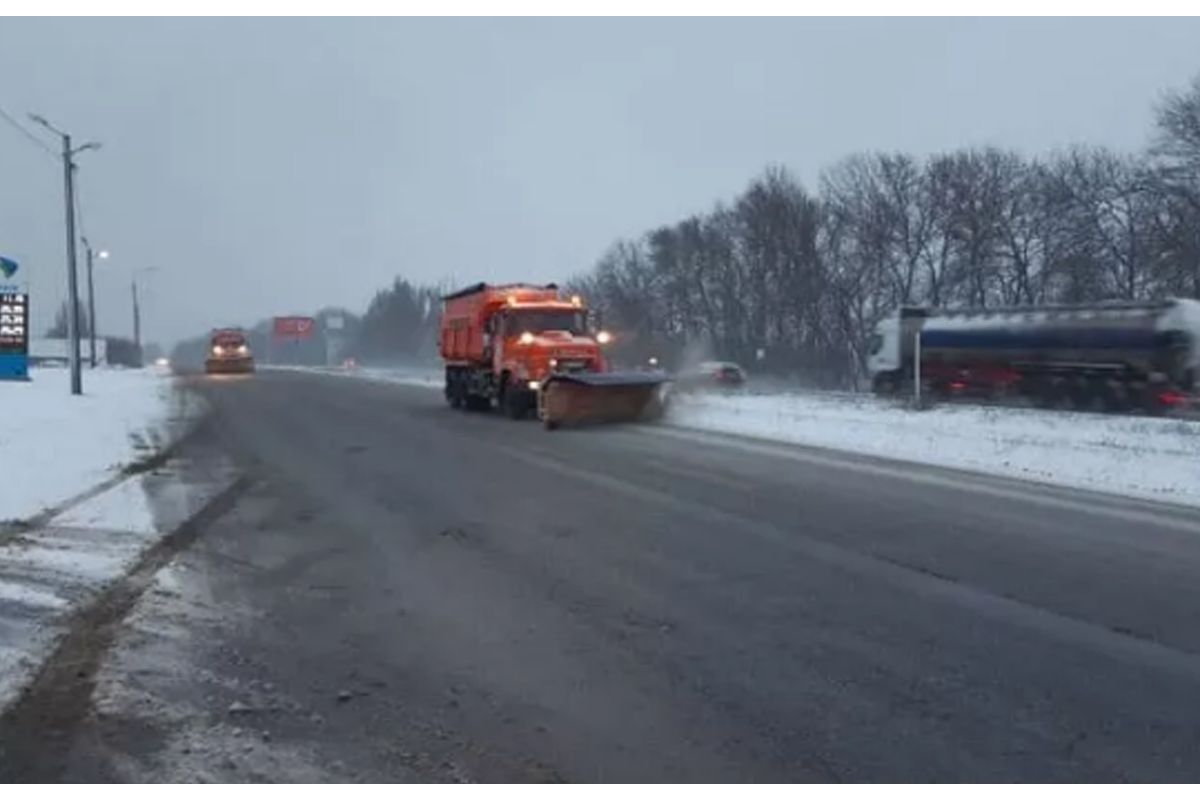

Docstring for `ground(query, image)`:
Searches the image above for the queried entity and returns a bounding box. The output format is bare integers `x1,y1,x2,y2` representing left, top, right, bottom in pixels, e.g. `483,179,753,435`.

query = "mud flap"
538,372,669,429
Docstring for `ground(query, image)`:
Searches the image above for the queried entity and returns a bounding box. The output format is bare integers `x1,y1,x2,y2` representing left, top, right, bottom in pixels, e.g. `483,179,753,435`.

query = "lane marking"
499,441,1200,682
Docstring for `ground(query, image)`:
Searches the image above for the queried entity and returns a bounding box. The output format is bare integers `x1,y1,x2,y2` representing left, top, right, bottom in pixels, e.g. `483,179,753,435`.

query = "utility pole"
129,267,159,367
132,278,141,354
913,330,923,408
29,114,100,395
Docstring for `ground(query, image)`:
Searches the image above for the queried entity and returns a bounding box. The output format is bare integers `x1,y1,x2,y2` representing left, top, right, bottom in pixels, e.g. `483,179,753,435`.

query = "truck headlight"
527,380,540,391
237,345,249,355
549,358,558,369
519,331,535,345
596,330,612,345
212,345,224,356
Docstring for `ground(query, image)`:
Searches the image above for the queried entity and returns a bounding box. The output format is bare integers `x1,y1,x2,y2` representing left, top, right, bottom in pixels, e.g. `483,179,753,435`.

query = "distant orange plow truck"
439,282,668,429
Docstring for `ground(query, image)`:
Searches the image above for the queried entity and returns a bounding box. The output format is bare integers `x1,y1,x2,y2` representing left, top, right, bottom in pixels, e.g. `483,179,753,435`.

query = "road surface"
4,368,1200,781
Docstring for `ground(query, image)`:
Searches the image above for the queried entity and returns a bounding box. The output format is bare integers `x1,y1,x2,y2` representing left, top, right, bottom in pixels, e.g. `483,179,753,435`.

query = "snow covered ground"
0,366,178,522
0,369,230,713
667,390,1200,507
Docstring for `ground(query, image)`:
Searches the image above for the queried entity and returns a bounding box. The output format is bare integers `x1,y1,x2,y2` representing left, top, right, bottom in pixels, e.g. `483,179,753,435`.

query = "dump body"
439,282,667,424
205,328,255,374
868,298,1200,411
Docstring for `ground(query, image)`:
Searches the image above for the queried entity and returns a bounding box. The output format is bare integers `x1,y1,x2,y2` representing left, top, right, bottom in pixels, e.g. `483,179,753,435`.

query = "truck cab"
867,313,904,392
487,299,607,416
492,302,603,380
205,328,255,375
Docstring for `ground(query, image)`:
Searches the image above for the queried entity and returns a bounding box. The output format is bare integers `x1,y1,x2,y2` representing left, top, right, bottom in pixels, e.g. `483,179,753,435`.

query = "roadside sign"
0,256,29,380
325,314,345,332
273,316,316,339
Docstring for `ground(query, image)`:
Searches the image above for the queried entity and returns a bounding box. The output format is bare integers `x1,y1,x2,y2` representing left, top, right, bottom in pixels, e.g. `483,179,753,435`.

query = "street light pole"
83,239,96,367
29,114,99,395
60,134,82,394
81,241,109,368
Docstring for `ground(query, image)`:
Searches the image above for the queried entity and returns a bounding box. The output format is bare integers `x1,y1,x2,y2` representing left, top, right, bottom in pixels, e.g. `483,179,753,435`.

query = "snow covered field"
668,390,1200,507
0,367,177,521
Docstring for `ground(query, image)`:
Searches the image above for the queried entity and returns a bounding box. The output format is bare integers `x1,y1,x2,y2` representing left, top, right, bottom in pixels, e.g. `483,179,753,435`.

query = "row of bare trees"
574,74,1200,388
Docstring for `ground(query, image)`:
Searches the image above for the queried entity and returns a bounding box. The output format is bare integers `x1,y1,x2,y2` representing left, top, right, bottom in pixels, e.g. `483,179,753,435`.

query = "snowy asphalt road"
7,368,1200,781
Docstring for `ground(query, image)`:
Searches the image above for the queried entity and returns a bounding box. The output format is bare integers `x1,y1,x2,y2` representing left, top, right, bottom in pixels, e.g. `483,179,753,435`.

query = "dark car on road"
675,360,747,390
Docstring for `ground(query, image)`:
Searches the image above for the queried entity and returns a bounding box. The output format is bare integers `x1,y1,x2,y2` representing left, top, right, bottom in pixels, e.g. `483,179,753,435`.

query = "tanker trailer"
867,298,1200,412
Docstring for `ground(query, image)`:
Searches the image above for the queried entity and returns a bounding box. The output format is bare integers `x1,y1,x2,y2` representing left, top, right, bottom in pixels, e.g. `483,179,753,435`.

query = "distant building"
28,337,107,366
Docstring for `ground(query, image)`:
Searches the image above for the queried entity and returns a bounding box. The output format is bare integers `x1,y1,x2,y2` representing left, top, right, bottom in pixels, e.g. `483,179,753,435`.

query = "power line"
0,102,60,161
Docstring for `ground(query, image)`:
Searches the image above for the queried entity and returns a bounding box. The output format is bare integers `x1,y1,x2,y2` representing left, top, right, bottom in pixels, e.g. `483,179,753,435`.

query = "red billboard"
273,316,316,339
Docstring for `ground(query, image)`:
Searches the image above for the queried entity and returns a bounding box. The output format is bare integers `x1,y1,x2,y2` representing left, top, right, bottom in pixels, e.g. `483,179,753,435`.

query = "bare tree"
1150,72,1200,297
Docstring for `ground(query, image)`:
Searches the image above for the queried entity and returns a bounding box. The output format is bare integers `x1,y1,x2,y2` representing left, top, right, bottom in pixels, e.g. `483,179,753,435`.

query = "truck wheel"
500,383,525,420
445,369,463,409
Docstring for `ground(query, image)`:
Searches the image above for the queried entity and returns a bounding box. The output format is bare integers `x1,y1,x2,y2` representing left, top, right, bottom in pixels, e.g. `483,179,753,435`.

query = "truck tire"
871,373,898,395
501,383,526,420
445,368,463,409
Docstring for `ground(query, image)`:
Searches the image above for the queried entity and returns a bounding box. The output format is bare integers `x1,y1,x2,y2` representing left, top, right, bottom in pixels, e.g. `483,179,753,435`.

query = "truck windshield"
508,311,586,335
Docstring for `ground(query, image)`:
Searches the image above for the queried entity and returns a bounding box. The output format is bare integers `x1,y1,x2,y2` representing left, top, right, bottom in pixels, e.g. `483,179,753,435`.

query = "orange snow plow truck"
440,282,667,429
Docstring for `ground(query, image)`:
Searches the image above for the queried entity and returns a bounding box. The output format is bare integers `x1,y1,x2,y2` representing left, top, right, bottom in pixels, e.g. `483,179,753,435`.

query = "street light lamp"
28,112,101,395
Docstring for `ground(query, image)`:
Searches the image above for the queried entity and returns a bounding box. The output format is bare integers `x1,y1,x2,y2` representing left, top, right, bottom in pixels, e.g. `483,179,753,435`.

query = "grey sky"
2,17,1199,347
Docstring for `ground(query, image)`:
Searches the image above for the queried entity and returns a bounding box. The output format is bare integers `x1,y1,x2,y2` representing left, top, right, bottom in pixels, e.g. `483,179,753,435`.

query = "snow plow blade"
539,373,669,429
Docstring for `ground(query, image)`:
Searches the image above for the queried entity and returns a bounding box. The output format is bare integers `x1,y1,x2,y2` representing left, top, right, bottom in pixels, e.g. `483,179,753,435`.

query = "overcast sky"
2,17,1199,347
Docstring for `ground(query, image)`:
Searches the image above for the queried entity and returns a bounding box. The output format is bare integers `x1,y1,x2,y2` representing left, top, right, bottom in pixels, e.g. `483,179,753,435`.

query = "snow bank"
0,367,174,521
264,363,441,390
354,365,441,389
667,391,1200,506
